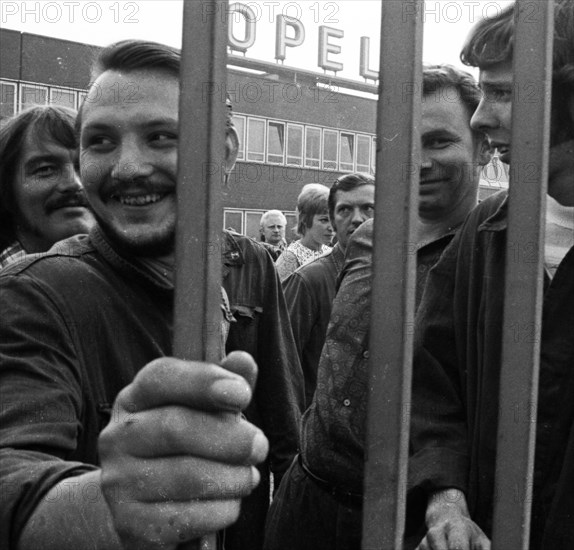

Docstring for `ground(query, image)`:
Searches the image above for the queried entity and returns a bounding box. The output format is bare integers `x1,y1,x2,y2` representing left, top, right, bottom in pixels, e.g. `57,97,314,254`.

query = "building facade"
0,29,508,241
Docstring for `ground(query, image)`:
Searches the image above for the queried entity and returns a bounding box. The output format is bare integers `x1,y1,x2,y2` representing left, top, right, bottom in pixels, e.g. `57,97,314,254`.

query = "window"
356,135,371,173
245,211,265,240
0,81,17,119
284,213,297,241
50,88,76,109
247,118,265,162
305,126,321,168
78,91,88,108
323,129,338,170
224,210,244,233
339,132,355,172
20,84,48,110
267,121,285,164
233,115,245,160
286,124,303,166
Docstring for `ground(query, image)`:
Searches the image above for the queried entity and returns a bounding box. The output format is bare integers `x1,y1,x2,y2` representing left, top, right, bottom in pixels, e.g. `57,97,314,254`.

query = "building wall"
0,29,508,240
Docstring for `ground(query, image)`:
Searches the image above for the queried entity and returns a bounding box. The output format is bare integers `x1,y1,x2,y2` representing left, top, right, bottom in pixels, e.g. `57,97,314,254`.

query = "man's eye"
33,164,59,178
151,133,177,144
484,88,512,101
427,138,450,149
85,136,114,149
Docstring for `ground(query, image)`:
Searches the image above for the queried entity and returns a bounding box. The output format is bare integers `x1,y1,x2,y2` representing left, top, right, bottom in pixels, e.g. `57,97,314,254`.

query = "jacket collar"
91,225,174,291
221,230,245,279
478,191,509,233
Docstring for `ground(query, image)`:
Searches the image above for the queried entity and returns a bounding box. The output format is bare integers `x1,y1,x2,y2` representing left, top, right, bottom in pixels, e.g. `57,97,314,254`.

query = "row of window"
232,114,376,174
1,79,508,189
1,79,375,175
0,80,87,119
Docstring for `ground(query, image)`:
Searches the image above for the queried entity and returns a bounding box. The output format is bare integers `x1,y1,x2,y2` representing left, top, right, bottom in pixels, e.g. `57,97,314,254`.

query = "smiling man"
264,65,490,550
282,172,375,408
0,40,291,550
409,2,574,549
0,105,95,268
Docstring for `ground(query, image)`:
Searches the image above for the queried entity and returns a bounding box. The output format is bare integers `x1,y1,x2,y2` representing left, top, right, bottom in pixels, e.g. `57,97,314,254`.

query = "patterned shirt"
300,218,457,494
276,240,331,281
0,242,26,270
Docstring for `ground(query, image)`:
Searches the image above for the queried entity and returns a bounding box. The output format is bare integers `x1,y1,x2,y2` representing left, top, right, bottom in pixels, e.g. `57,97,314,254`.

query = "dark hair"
328,173,374,222
460,3,515,68
296,184,330,236
79,39,235,130
461,0,574,141
422,64,482,119
0,105,77,251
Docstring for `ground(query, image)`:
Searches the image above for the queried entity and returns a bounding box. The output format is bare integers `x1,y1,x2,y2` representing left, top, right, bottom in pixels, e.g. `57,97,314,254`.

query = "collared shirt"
0,241,26,269
282,243,346,408
409,191,574,548
300,217,457,494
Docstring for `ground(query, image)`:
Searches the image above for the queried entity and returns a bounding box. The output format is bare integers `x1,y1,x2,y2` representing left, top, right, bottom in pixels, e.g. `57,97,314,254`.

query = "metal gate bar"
492,1,554,548
174,1,228,549
363,1,423,548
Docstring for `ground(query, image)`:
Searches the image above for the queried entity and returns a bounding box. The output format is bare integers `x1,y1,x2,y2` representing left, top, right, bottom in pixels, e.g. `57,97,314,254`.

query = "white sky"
2,0,514,81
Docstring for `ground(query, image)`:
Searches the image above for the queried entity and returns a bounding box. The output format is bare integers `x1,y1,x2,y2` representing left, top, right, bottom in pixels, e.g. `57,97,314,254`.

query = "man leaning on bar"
410,2,574,549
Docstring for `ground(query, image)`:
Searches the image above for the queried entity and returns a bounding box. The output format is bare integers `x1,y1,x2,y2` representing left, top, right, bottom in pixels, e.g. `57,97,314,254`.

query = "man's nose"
351,207,367,225
57,163,83,192
111,140,154,181
470,98,496,133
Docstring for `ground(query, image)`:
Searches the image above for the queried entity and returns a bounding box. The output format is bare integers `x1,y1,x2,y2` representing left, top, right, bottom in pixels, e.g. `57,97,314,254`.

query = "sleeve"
408,230,470,496
275,250,300,282
0,273,96,549
253,252,305,485
282,272,315,378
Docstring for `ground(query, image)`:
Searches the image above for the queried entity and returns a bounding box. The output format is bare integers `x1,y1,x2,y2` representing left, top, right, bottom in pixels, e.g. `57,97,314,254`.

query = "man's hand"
416,489,491,550
98,351,268,550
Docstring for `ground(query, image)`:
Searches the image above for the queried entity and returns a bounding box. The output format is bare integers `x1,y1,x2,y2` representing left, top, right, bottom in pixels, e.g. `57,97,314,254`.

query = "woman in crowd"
276,183,333,281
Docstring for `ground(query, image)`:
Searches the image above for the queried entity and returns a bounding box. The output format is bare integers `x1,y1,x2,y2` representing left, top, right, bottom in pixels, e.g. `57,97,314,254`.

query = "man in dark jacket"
0,39,303,550
409,2,574,549
265,64,491,550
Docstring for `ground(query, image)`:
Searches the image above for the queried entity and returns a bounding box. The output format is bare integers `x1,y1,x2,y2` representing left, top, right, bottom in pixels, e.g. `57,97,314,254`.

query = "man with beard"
0,39,303,550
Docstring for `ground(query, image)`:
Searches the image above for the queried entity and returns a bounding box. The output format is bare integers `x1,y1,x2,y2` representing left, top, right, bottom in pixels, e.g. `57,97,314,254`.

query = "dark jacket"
0,227,303,549
409,191,574,548
282,243,345,408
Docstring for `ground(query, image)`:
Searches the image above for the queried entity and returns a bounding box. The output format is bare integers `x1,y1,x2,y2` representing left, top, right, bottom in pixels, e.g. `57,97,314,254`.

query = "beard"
94,211,176,258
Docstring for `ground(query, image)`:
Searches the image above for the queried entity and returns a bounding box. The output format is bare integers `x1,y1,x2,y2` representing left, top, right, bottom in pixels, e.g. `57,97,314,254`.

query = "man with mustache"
0,105,95,268
265,64,491,550
282,172,375,408
0,39,304,550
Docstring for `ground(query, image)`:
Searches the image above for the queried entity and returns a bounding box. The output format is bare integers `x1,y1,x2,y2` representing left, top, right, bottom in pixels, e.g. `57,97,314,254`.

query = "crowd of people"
0,1,572,549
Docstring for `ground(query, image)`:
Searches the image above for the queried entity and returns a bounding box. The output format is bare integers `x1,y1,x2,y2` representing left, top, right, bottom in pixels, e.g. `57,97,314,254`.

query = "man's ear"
476,134,493,167
225,126,239,176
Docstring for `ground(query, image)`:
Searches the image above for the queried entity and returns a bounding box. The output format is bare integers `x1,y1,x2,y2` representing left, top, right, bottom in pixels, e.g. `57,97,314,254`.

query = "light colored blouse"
275,240,331,281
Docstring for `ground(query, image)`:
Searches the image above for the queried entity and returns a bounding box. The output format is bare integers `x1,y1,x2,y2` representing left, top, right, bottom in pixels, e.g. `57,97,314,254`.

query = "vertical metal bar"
492,1,554,548
363,1,423,548
174,1,228,549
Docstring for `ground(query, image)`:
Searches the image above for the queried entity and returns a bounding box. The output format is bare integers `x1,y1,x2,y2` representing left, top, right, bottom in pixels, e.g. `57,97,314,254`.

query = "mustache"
46,191,89,212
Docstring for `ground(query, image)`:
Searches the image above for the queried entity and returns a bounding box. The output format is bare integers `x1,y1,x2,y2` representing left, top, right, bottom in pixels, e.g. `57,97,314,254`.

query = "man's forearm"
18,470,122,550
